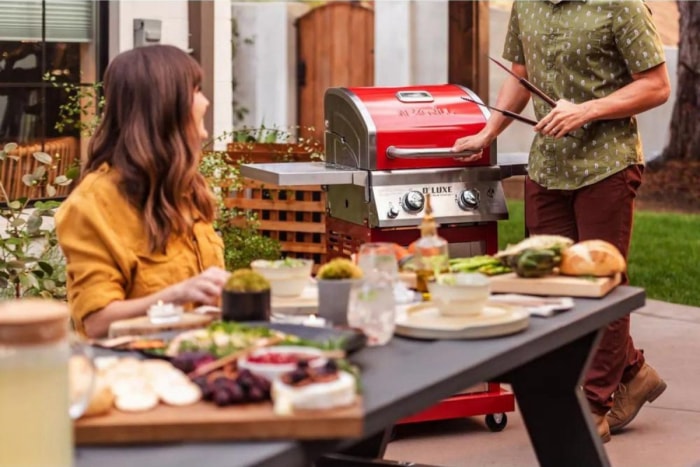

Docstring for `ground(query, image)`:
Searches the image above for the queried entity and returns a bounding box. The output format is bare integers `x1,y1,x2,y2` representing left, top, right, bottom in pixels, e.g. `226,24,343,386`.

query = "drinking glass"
357,242,399,283
347,280,396,346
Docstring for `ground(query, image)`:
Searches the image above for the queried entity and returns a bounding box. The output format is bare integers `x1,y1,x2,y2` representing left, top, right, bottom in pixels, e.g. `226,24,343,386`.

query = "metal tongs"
463,57,575,137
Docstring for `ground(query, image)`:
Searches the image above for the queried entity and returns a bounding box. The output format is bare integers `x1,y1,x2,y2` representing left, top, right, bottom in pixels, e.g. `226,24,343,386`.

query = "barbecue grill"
240,84,523,258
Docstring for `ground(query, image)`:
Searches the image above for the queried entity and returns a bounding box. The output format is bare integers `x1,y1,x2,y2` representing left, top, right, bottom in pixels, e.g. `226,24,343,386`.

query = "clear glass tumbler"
347,280,396,346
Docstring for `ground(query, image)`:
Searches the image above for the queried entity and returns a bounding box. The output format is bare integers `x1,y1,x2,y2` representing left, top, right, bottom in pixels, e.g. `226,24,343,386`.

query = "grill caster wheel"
485,413,508,432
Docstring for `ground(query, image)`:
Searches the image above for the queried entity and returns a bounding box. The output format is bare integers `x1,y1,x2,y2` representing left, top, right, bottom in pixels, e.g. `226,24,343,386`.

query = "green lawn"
497,201,700,307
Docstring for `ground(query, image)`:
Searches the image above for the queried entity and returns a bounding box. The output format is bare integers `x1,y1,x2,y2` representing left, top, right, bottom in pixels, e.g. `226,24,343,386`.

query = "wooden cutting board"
489,273,622,298
108,313,214,338
74,398,363,444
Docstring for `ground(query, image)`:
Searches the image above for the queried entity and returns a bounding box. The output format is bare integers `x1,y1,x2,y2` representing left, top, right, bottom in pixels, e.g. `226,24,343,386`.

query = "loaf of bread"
559,240,626,277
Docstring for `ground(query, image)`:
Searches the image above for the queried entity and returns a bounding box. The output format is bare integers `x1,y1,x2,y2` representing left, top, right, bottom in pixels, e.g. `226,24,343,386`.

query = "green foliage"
498,200,700,306
200,133,282,270
222,224,281,271
225,125,324,162
316,258,363,280
224,268,270,293
44,73,105,136
0,143,75,299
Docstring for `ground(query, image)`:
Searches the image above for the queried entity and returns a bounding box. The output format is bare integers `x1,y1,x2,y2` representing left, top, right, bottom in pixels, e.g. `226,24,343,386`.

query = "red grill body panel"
345,85,490,170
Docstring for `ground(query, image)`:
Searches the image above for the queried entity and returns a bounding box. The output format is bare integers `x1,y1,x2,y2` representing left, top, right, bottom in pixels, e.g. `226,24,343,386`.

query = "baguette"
559,240,626,277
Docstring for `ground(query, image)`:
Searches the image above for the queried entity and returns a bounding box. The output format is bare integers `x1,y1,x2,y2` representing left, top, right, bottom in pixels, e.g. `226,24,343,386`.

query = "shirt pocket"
131,244,194,297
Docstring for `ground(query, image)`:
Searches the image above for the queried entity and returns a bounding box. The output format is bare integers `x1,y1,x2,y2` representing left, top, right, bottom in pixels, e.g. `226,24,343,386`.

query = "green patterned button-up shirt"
503,0,665,190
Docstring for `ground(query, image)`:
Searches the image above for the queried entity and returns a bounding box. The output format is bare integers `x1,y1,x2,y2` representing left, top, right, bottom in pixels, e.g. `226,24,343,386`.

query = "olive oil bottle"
413,194,449,300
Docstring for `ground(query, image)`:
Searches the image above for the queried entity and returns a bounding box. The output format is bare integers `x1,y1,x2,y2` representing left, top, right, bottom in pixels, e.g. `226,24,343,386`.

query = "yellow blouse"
55,164,225,335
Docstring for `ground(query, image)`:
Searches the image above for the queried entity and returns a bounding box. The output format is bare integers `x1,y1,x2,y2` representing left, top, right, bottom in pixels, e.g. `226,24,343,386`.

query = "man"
453,0,671,442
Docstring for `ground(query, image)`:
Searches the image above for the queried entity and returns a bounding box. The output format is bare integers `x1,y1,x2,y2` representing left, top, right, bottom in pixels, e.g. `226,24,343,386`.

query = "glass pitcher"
0,299,94,467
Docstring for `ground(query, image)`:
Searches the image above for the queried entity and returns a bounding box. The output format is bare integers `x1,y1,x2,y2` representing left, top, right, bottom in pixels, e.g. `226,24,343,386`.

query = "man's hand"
451,131,492,162
535,99,593,138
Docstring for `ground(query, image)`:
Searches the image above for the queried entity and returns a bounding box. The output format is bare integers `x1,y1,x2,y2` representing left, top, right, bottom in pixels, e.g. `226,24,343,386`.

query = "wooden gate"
296,2,374,143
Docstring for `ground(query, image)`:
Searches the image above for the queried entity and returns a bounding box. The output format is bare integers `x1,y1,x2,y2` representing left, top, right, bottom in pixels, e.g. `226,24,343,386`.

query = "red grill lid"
347,84,490,170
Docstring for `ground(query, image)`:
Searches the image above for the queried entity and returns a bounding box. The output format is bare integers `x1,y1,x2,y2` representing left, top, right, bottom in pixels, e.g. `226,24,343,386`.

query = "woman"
56,45,229,338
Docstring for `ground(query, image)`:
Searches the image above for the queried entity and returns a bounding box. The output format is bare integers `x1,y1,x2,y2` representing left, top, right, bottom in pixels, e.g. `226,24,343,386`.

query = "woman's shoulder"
57,164,130,224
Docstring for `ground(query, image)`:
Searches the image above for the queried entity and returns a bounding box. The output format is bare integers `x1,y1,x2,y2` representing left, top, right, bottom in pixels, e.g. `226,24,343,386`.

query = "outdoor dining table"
75,285,645,467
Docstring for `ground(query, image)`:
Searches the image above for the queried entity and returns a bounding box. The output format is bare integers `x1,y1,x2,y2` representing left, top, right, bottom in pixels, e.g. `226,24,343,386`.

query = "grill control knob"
458,189,480,210
387,205,400,219
402,191,425,213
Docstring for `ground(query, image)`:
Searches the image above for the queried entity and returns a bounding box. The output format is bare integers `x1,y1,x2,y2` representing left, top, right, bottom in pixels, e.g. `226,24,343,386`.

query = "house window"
0,0,106,200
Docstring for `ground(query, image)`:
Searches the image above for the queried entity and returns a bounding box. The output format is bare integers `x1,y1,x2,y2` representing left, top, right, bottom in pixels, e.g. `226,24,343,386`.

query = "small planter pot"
316,279,361,326
221,290,271,322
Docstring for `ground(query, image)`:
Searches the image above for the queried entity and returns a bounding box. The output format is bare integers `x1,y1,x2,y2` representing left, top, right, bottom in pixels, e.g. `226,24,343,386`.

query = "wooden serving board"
108,313,214,338
489,273,622,298
74,398,363,445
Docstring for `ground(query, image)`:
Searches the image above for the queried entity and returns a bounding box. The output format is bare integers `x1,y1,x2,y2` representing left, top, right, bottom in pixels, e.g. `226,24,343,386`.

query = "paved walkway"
386,299,700,467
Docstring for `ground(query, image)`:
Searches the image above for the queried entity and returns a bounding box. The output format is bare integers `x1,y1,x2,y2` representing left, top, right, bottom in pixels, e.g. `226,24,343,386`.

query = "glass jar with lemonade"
0,300,81,467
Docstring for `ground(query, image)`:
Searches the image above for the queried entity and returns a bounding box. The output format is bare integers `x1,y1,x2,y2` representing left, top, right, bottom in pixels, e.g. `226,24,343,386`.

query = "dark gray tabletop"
76,286,645,467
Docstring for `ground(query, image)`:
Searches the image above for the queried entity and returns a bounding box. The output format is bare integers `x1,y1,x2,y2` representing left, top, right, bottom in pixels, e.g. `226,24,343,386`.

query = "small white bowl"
251,258,314,297
427,272,490,317
238,345,326,382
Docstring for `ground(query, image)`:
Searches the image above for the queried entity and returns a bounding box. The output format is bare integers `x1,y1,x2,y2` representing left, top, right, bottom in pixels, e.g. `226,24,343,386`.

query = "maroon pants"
524,165,645,414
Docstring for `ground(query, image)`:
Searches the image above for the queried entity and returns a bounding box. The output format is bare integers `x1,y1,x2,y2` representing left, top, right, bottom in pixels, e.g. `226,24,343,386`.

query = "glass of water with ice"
347,280,396,346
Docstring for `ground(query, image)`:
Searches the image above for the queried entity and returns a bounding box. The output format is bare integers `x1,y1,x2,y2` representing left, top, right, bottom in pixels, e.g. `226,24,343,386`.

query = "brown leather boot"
607,363,667,433
592,412,611,443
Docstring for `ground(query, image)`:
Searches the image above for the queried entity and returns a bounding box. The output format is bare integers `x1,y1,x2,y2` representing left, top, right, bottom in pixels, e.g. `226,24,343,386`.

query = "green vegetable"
448,255,511,276
513,249,561,278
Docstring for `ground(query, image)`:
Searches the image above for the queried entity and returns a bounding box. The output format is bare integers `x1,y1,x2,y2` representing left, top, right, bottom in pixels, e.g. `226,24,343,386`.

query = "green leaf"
8,200,21,210
54,175,72,186
7,155,19,162
42,279,56,291
0,277,8,289
26,212,42,234
7,260,26,270
33,151,53,165
66,166,80,180
33,165,47,179
3,142,17,152
0,151,5,161
38,261,54,276
20,272,40,291
22,174,35,187
46,184,57,197
10,217,26,228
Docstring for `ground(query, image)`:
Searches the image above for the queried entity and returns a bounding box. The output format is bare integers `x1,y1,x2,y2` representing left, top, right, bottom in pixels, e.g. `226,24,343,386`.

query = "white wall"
375,0,449,86
232,2,310,130
108,0,232,149
108,1,189,60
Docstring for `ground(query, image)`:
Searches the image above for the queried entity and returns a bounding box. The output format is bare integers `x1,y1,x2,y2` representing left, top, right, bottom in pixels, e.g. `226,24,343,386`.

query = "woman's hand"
166,266,231,306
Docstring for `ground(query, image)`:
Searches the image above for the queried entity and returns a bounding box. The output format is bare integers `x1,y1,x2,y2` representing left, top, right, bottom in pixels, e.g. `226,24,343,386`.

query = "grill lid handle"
386,146,478,159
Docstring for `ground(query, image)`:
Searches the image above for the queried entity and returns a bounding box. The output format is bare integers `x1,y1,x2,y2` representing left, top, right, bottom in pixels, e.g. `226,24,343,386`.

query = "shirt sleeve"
55,193,128,335
612,0,666,74
502,2,525,65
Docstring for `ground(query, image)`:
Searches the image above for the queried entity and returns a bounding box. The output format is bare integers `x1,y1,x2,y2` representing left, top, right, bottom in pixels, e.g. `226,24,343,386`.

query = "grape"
227,383,245,403
297,360,310,369
213,388,231,406
247,386,265,402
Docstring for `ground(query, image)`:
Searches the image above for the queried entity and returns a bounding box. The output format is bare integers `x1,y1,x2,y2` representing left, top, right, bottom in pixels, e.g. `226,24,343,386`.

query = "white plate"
395,302,529,340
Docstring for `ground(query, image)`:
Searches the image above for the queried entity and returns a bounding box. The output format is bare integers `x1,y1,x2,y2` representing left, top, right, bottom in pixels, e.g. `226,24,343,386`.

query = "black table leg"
500,329,610,467
315,429,397,467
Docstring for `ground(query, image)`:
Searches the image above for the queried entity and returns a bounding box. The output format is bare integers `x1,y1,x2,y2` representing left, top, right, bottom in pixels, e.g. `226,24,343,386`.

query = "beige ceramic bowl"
250,258,313,297
427,272,491,317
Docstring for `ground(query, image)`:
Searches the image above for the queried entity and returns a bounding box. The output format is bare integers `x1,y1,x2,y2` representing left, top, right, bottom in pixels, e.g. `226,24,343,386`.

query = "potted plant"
315,258,363,326
221,269,272,322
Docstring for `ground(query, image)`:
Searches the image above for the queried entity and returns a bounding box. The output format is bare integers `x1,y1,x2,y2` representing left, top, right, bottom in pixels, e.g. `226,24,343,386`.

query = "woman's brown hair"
85,45,215,253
